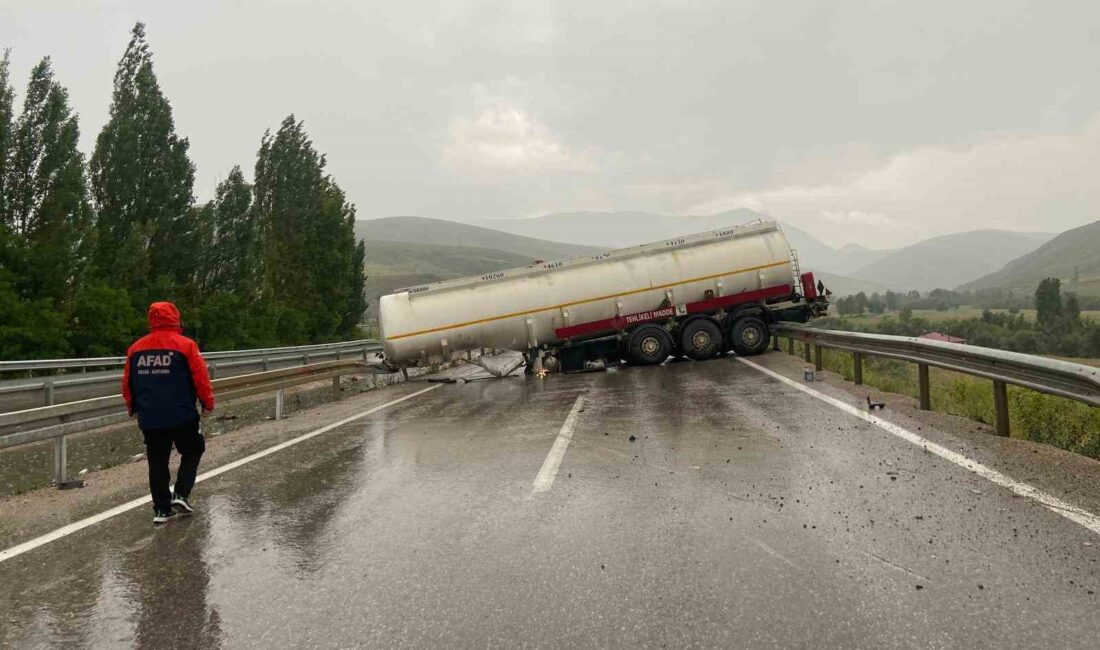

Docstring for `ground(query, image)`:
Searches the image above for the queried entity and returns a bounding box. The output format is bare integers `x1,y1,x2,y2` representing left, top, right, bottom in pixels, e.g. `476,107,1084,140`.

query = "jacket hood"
148,302,182,331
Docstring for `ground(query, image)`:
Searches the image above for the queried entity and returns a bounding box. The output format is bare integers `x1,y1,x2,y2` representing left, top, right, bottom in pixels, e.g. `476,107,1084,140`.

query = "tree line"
0,24,366,359
833,285,1099,318
823,278,1100,358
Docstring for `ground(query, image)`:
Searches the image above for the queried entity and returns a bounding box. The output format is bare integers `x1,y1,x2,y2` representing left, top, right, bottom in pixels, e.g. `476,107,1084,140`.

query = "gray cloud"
2,0,1097,248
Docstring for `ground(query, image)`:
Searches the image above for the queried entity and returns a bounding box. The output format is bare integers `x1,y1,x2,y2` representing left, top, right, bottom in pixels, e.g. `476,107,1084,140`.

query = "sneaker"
153,510,178,525
171,494,194,515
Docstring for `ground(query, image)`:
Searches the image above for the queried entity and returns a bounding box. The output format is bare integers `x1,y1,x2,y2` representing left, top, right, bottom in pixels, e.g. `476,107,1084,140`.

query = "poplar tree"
253,116,365,341
207,166,259,296
254,116,323,341
90,22,195,293
4,57,91,305
0,49,14,226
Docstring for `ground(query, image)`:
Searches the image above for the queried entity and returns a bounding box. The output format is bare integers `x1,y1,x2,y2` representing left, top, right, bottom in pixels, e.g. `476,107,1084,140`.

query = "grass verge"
788,340,1100,460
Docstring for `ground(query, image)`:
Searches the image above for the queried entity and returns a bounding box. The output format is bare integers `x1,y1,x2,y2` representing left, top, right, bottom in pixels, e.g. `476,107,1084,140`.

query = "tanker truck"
375,219,828,374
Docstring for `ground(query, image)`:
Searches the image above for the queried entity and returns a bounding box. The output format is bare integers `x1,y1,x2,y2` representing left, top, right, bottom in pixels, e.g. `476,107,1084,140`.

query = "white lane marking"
532,395,586,493
0,384,442,564
737,358,1100,536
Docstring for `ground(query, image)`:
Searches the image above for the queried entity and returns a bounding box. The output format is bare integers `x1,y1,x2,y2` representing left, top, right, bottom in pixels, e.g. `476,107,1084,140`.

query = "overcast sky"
2,0,1097,249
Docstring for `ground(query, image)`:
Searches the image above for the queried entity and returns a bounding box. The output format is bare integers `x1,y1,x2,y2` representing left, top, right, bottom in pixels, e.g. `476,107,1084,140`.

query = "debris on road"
867,396,885,410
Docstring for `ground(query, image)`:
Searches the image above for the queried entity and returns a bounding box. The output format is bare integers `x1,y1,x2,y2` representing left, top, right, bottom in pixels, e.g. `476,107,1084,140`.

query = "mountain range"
848,229,1055,292
962,220,1100,297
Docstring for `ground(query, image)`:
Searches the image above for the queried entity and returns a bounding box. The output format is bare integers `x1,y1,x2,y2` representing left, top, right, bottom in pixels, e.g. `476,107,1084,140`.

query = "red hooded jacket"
123,302,215,430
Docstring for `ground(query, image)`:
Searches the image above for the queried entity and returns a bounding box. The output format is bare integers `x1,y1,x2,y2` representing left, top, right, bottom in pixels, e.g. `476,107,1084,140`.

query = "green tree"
4,57,92,307
253,116,365,341
1035,277,1063,325
0,277,70,358
90,23,195,293
853,291,868,316
0,49,14,225
884,289,899,312
69,282,142,356
206,166,260,296
254,116,323,341
1065,293,1081,322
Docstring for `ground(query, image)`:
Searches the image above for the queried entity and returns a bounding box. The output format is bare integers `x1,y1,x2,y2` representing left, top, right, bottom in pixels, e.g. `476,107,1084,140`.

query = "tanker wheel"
626,325,673,365
730,316,770,356
680,318,723,361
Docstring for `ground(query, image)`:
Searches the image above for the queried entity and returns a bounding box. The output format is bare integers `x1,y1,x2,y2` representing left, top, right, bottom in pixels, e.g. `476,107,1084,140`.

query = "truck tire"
626,324,673,365
730,316,770,356
679,318,723,361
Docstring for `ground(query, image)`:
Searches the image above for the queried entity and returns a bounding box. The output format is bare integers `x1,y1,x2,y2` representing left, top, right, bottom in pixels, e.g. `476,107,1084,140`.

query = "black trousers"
142,418,205,513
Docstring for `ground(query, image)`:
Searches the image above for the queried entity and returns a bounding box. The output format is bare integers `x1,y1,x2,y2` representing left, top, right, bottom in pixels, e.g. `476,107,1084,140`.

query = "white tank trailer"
377,219,828,373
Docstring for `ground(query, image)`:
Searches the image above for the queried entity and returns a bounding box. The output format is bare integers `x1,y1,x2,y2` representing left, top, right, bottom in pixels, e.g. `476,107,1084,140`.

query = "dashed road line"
738,357,1100,537
0,384,443,565
532,395,586,493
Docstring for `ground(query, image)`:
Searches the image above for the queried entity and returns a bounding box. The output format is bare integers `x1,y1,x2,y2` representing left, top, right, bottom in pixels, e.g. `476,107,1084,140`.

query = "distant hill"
962,220,1100,297
833,243,891,276
814,272,898,298
850,230,1054,291
356,216,600,261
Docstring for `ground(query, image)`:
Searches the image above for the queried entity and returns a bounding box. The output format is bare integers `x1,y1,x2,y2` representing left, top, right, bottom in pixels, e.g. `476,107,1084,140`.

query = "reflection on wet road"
2,359,1098,648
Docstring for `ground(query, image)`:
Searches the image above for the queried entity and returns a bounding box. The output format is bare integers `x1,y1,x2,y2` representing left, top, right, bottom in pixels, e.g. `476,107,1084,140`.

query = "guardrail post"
787,337,794,355
918,364,931,410
275,388,285,420
814,345,822,372
771,335,779,351
803,341,811,363
332,376,341,392
302,354,309,366
43,378,55,406
853,352,863,386
53,435,67,487
208,363,217,379
263,355,270,371
993,380,1009,436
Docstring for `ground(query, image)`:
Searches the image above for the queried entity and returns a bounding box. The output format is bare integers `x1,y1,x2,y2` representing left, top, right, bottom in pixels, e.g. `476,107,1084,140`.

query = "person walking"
123,302,215,525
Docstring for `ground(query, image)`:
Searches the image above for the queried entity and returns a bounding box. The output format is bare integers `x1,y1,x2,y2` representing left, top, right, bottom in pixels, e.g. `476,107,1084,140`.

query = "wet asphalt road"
1,357,1098,648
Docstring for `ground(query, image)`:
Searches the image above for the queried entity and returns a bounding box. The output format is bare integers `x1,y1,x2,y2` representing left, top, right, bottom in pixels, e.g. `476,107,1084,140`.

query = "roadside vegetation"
790,340,1100,460
0,24,366,360
822,279,1100,358
808,279,1100,459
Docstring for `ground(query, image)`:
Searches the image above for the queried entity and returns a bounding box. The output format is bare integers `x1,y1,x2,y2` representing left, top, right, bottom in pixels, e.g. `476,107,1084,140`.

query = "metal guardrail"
0,339,378,373
771,323,1100,436
0,340,382,411
0,359,372,488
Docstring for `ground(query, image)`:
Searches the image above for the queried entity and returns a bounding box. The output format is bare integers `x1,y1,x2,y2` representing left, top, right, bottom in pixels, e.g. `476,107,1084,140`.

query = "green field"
831,308,1100,326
